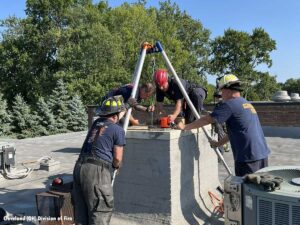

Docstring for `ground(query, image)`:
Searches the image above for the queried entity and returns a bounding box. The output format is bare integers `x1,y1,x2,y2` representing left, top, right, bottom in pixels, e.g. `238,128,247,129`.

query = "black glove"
127,98,138,107
124,103,131,110
112,164,120,170
133,104,147,112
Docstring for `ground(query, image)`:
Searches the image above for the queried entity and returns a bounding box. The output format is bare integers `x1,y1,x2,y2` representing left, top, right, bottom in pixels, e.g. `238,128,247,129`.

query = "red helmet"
153,69,168,86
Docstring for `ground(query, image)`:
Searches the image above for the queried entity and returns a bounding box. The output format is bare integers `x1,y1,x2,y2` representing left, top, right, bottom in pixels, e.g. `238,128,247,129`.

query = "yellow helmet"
217,74,242,91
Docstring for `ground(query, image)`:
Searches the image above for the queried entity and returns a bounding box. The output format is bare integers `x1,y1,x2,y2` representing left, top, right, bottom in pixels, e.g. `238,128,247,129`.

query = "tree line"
0,79,87,138
0,0,299,138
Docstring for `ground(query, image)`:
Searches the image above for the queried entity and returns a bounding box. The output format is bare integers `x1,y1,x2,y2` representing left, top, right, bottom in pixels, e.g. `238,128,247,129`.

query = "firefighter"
73,96,126,225
177,74,270,176
100,83,155,126
153,69,207,124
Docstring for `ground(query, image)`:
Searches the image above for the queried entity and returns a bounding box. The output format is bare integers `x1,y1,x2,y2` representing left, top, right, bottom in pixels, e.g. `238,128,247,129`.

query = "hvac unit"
224,166,300,225
0,142,16,173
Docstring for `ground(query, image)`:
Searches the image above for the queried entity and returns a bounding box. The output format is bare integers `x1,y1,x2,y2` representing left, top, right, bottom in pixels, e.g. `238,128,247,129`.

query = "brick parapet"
88,102,300,128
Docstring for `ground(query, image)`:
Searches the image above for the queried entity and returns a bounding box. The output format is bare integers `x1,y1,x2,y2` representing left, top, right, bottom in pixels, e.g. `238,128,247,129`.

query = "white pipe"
122,48,147,132
112,46,148,186
159,44,232,175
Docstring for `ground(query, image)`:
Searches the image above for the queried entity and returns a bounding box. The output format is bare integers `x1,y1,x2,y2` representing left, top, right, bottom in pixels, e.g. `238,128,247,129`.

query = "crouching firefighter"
73,96,126,225
153,69,207,124
99,83,155,126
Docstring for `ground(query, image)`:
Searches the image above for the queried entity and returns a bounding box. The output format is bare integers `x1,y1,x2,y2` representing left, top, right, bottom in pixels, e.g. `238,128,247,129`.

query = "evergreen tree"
11,94,40,138
36,97,58,135
48,79,69,132
0,93,12,136
67,95,87,131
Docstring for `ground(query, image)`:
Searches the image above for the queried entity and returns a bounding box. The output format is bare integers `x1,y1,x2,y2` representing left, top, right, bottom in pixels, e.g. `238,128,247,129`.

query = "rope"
208,191,224,215
150,56,156,105
3,164,32,179
2,156,52,179
151,56,156,75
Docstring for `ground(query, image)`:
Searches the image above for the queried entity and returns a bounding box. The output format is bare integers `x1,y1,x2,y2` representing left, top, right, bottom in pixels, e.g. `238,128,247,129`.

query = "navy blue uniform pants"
235,158,268,177
184,87,206,124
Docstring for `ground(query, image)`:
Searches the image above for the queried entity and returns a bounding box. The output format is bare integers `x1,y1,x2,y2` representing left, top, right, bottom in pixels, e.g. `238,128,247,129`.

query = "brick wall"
205,101,300,127
88,102,300,128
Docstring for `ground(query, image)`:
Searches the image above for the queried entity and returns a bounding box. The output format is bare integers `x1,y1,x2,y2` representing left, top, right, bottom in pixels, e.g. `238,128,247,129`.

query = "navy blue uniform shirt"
156,77,190,102
105,84,141,103
80,117,126,163
210,97,270,162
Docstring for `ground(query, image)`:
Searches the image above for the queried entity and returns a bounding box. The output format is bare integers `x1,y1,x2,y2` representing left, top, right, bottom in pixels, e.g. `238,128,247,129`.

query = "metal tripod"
112,41,232,186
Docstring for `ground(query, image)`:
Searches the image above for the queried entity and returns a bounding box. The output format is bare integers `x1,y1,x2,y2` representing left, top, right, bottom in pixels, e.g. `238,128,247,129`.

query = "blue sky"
1,0,300,84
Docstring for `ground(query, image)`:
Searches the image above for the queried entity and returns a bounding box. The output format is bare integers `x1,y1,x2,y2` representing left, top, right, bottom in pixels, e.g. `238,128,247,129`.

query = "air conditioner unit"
224,166,300,225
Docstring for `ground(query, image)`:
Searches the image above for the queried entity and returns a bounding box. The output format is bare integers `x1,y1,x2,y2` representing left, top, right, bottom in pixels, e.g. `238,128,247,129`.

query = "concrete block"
111,126,223,225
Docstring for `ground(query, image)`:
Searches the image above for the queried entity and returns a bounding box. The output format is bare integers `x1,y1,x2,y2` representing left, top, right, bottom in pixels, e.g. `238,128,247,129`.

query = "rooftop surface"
0,127,299,225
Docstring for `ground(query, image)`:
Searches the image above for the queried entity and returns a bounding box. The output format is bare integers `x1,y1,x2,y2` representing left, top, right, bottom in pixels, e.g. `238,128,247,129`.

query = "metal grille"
267,169,300,179
258,199,272,225
292,205,300,225
275,202,289,225
258,198,300,225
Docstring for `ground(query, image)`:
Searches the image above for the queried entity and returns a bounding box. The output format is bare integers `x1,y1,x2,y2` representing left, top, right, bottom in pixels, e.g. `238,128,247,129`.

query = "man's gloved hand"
209,139,219,148
147,105,155,112
168,114,176,122
127,98,138,107
175,121,185,130
135,104,147,112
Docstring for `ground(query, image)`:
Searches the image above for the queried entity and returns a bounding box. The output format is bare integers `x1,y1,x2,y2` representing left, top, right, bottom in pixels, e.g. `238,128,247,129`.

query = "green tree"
0,0,76,104
36,97,57,135
209,28,276,100
56,17,126,104
156,1,210,83
103,1,210,87
1,0,211,106
251,72,280,101
0,93,12,136
48,79,69,132
210,28,276,76
66,95,87,131
281,78,300,95
205,84,216,104
11,94,40,138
